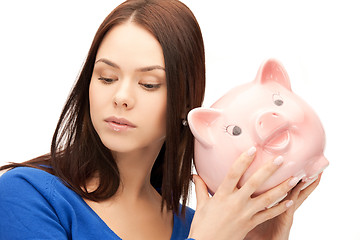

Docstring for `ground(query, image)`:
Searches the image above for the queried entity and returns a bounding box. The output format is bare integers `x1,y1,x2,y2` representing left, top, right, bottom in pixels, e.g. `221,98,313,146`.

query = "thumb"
192,174,210,208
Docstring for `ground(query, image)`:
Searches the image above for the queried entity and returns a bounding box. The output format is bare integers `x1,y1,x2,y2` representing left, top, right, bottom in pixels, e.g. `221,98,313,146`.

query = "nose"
113,81,135,110
255,112,288,141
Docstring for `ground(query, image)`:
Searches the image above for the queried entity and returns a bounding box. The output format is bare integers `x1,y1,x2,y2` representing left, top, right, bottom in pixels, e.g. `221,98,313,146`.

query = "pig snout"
255,112,290,152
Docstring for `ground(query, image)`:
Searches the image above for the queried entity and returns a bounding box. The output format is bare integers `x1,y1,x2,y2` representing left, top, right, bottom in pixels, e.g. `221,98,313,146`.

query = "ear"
255,59,292,90
187,108,222,148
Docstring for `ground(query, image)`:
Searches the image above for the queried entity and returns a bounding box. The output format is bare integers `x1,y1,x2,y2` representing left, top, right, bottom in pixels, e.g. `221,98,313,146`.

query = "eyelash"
98,77,115,84
98,77,161,91
140,83,161,90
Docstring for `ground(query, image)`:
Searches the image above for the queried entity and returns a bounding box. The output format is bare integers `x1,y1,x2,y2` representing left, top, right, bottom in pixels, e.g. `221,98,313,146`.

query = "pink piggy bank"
188,59,328,196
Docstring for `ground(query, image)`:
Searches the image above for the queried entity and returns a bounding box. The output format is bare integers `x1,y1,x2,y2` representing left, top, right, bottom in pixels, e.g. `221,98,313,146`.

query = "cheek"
88,80,105,122
144,93,167,130
88,82,97,118
89,83,94,108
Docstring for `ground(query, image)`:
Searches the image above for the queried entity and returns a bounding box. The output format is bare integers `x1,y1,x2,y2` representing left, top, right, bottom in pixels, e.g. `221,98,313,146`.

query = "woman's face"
89,22,167,156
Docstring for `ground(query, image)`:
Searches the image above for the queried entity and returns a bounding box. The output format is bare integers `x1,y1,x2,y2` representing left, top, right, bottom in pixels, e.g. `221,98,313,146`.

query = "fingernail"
247,146,257,156
286,200,294,208
266,194,288,209
273,156,284,166
288,177,300,187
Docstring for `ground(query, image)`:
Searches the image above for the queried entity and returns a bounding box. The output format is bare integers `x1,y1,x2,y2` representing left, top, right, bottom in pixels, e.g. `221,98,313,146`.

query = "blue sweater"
0,167,195,240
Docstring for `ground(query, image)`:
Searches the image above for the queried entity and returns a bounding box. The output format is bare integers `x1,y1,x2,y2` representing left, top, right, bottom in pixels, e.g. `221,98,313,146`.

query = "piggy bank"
188,59,328,196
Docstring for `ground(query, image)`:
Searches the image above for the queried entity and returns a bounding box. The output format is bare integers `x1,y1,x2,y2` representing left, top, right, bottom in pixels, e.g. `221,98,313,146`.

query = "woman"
0,0,320,239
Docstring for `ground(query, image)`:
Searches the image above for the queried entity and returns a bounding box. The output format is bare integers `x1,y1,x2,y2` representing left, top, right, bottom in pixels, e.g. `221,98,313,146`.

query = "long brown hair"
1,0,205,215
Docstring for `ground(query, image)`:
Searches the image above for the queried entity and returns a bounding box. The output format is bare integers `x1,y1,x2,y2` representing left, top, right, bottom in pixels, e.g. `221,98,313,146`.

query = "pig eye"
273,93,284,106
226,125,242,136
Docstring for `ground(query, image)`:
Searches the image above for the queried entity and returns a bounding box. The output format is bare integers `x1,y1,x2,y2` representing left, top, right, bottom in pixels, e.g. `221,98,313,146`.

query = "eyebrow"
95,58,165,72
95,58,119,69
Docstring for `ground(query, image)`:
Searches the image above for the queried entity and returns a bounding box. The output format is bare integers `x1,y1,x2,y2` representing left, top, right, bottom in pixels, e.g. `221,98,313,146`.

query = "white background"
0,1,359,239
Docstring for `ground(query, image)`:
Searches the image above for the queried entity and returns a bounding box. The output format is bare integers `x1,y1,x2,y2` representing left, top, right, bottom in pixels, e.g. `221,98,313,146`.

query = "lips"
105,117,136,131
264,130,290,151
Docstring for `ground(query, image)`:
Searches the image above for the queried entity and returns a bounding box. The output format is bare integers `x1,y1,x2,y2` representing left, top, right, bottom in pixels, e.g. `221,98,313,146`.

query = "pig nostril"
272,113,279,117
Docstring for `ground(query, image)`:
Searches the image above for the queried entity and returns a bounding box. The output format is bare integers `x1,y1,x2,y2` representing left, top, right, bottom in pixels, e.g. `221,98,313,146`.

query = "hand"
244,174,322,240
188,147,298,240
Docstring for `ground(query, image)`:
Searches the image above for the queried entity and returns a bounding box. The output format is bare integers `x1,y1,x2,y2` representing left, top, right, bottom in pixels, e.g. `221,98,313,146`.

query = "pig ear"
255,59,292,90
187,108,222,148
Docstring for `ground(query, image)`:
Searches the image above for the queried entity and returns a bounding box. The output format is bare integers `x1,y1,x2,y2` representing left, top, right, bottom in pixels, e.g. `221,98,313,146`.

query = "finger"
192,174,210,209
251,199,294,226
216,146,257,195
253,175,300,211
239,155,284,197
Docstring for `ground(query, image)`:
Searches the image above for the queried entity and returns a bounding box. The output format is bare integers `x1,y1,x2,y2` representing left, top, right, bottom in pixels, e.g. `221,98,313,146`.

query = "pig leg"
301,156,328,190
300,175,319,190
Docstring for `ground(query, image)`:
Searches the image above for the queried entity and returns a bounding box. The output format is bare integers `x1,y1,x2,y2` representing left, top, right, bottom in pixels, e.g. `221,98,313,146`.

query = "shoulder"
0,165,53,180
181,204,195,223
0,167,120,239
0,167,70,238
0,166,55,195
0,166,73,212
171,204,195,240
0,166,82,210
0,167,79,217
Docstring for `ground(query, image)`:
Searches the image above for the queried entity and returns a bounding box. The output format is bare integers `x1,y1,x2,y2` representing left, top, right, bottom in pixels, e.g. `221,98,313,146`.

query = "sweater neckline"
78,196,178,239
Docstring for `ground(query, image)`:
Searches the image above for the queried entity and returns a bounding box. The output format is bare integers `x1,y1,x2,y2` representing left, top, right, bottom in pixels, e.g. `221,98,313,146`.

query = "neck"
111,142,164,202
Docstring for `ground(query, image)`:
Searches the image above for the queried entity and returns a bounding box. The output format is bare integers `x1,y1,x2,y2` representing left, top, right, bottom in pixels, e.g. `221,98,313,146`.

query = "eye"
98,77,116,84
140,83,161,90
226,125,242,136
272,93,284,106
